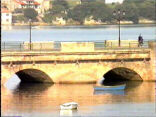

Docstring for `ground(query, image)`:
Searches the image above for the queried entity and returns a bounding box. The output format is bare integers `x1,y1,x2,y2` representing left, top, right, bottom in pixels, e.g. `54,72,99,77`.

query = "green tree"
123,0,155,21
123,0,147,4
42,14,53,23
14,8,23,14
69,3,92,24
90,2,113,22
12,15,26,23
43,0,69,23
138,1,155,20
80,0,96,3
52,0,69,10
23,8,38,21
69,2,113,24
43,4,68,23
115,3,139,24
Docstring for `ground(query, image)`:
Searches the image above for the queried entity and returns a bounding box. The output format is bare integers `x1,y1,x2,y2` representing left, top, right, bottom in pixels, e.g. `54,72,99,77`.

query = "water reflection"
13,83,53,94
2,81,155,116
60,110,78,117
94,90,125,96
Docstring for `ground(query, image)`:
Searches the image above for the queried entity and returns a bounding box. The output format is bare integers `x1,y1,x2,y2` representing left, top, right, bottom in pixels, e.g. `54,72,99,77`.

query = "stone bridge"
1,41,155,84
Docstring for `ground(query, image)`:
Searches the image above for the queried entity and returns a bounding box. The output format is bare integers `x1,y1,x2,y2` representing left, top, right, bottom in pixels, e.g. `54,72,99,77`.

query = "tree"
123,0,155,21
52,0,69,10
115,3,139,24
43,0,69,23
80,0,96,3
42,14,53,23
69,3,92,24
43,4,68,23
23,8,38,21
12,15,26,23
90,2,113,22
14,8,23,14
138,1,155,20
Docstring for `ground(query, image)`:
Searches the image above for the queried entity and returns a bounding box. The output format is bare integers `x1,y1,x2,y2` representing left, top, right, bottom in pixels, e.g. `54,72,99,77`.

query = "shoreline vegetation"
3,19,155,26
9,0,155,27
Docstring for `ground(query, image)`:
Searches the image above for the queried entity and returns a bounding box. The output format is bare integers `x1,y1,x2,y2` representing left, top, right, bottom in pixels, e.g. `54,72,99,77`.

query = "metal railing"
1,41,149,52
94,41,149,50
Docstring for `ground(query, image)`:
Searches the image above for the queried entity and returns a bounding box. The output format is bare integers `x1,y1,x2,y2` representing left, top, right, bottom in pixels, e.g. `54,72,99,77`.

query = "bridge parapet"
2,49,150,63
1,40,149,52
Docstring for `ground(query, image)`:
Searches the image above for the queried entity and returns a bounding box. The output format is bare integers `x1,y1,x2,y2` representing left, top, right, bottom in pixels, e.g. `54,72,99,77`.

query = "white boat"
32,26,40,29
60,102,78,110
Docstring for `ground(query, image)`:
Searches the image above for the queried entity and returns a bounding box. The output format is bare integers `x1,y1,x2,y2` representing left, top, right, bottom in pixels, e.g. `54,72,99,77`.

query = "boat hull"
60,102,78,110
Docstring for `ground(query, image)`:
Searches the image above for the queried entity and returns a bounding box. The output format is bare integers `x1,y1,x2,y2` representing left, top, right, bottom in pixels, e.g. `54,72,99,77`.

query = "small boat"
32,26,40,29
60,102,78,110
94,84,126,90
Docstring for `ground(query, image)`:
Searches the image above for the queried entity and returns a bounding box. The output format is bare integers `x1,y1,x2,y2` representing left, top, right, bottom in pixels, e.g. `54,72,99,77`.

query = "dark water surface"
2,81,156,117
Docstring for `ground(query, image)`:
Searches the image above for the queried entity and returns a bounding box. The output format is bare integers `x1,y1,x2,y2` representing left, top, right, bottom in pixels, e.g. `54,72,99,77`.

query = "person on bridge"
138,34,143,47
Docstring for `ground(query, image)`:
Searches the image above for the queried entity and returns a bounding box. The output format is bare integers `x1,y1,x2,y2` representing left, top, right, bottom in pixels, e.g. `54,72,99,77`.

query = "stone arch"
103,67,143,82
16,68,53,83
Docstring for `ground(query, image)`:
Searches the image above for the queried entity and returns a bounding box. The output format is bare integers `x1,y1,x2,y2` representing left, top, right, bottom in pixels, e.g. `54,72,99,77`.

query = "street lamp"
29,18,32,50
113,9,125,47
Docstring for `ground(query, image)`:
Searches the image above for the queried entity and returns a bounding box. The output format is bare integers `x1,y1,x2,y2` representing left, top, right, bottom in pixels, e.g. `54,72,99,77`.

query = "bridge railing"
94,41,149,50
1,40,149,52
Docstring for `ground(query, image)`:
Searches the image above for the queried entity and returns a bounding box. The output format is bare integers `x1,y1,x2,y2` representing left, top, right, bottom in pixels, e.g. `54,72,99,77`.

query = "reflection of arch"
103,67,143,82
16,69,53,83
13,83,53,93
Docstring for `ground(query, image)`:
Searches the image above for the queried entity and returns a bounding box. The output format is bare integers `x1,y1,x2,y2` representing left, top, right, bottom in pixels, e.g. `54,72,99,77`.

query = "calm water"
1,24,156,42
1,80,156,117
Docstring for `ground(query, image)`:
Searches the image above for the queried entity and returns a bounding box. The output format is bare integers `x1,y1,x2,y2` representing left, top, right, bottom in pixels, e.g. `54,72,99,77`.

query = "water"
1,81,156,117
2,24,156,117
2,24,156,42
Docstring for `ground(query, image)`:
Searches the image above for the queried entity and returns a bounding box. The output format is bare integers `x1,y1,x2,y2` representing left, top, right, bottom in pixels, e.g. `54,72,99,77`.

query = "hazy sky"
105,0,124,3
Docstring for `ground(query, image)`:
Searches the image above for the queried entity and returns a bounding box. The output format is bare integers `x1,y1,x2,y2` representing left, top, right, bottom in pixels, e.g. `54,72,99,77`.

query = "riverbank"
2,19,155,27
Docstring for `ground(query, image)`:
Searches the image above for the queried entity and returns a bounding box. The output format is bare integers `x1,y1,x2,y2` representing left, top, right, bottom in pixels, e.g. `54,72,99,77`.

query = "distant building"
105,0,124,4
37,0,52,14
2,0,51,14
1,0,12,11
12,0,41,13
1,8,12,25
53,17,66,25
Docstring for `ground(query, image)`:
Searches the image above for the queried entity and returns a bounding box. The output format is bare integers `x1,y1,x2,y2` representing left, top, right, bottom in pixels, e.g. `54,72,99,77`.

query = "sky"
105,0,124,3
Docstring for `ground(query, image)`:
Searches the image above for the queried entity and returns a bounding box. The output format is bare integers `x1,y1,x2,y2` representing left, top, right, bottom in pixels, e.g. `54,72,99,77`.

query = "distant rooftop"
1,8,10,13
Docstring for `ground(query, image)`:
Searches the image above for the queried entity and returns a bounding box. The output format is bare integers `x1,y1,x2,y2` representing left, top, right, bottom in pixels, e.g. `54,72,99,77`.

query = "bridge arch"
16,68,53,83
103,67,143,82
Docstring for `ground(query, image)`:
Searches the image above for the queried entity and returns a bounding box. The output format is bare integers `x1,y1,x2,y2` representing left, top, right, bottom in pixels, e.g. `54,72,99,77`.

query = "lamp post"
113,9,125,47
29,18,32,50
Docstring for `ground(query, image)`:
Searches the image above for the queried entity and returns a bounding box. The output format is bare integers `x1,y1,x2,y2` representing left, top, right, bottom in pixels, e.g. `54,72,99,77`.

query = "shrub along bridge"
1,40,155,84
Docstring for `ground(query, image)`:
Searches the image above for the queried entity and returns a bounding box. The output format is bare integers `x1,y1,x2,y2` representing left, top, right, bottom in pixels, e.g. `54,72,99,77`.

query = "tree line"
13,0,155,24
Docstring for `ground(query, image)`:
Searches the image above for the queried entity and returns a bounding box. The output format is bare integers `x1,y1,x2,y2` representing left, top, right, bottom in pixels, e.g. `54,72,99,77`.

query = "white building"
2,0,51,14
52,17,66,25
1,8,12,25
105,0,124,4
